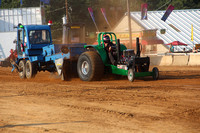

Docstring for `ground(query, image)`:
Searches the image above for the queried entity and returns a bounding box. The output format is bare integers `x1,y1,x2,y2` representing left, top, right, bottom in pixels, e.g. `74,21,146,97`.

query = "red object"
21,44,24,52
141,3,148,20
48,20,52,25
10,49,14,53
9,49,18,61
166,41,187,46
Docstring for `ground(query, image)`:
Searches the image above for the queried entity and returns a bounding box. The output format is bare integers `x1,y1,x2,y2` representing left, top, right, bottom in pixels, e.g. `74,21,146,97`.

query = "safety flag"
101,8,112,29
191,24,193,41
161,5,174,22
141,3,148,20
88,7,99,31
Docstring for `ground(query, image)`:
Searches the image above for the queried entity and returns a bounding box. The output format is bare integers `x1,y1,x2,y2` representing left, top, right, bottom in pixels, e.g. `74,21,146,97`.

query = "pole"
65,0,69,24
127,0,132,49
65,0,70,43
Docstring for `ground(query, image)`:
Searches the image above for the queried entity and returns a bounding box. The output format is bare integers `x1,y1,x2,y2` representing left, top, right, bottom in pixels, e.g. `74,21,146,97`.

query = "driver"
103,35,117,65
31,33,40,44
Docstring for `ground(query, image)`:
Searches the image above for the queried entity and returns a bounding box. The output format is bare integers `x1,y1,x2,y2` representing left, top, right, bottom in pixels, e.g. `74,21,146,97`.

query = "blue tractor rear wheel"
18,60,26,79
25,60,37,79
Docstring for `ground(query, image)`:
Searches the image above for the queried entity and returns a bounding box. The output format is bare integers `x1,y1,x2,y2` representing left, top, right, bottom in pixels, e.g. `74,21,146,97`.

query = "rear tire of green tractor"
77,51,104,81
128,68,135,82
18,60,26,79
25,60,37,79
152,67,159,80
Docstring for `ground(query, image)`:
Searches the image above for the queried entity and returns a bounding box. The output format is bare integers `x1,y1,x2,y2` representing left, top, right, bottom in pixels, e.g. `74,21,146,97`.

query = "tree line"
1,0,200,43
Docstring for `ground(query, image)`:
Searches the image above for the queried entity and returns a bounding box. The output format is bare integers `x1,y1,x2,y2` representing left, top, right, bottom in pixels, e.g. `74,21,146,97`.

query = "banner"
161,5,174,22
0,0,1,6
101,8,112,29
191,24,193,41
20,0,22,6
88,7,99,31
141,3,148,20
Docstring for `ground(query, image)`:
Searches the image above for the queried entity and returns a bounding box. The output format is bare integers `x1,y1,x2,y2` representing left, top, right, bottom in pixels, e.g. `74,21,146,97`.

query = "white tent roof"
130,9,200,51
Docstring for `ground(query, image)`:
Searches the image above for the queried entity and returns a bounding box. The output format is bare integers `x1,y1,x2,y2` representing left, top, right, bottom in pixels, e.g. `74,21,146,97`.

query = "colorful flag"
161,5,174,22
191,24,193,41
101,8,112,29
88,8,95,24
141,3,148,20
88,7,99,31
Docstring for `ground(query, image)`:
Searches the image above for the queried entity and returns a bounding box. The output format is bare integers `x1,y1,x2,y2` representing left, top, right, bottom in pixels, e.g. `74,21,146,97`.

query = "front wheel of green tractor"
18,60,26,79
25,60,37,79
152,67,159,80
77,51,104,81
127,68,135,82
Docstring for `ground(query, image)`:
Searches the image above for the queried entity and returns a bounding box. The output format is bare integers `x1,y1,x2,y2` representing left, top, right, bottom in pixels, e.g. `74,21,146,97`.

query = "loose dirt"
0,66,199,133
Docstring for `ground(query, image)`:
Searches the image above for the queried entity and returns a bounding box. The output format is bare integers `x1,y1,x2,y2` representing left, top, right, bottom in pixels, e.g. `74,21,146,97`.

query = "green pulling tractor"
77,32,159,82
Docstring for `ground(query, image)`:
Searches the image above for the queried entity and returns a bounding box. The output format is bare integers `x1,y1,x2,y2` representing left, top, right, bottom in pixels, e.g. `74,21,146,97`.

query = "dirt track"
0,66,200,133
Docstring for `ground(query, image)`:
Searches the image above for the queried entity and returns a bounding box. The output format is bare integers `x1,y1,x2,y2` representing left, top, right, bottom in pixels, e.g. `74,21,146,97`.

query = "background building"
0,7,44,58
113,9,200,54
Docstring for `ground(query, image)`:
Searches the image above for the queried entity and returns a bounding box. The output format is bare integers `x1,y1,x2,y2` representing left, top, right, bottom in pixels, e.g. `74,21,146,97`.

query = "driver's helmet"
103,35,110,43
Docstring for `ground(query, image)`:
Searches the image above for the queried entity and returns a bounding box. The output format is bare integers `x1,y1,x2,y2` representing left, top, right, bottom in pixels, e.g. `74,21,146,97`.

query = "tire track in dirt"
1,67,200,132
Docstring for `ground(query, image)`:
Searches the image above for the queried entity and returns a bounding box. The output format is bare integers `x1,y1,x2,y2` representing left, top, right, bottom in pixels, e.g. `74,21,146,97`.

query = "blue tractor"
12,24,84,80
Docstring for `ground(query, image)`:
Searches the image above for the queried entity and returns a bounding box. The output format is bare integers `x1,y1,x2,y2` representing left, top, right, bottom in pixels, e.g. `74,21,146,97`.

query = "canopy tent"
166,41,187,46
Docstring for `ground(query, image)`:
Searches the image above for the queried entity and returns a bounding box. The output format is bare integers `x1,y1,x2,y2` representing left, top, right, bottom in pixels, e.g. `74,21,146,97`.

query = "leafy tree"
144,0,200,10
44,0,65,41
44,0,95,43
0,0,40,8
1,0,200,43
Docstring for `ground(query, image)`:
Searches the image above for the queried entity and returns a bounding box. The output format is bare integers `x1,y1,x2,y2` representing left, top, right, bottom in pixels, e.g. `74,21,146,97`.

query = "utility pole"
65,0,69,24
127,0,132,49
64,0,69,44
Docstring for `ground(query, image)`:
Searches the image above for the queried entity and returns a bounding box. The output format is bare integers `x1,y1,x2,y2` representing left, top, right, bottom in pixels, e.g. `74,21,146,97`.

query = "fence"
150,53,200,66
